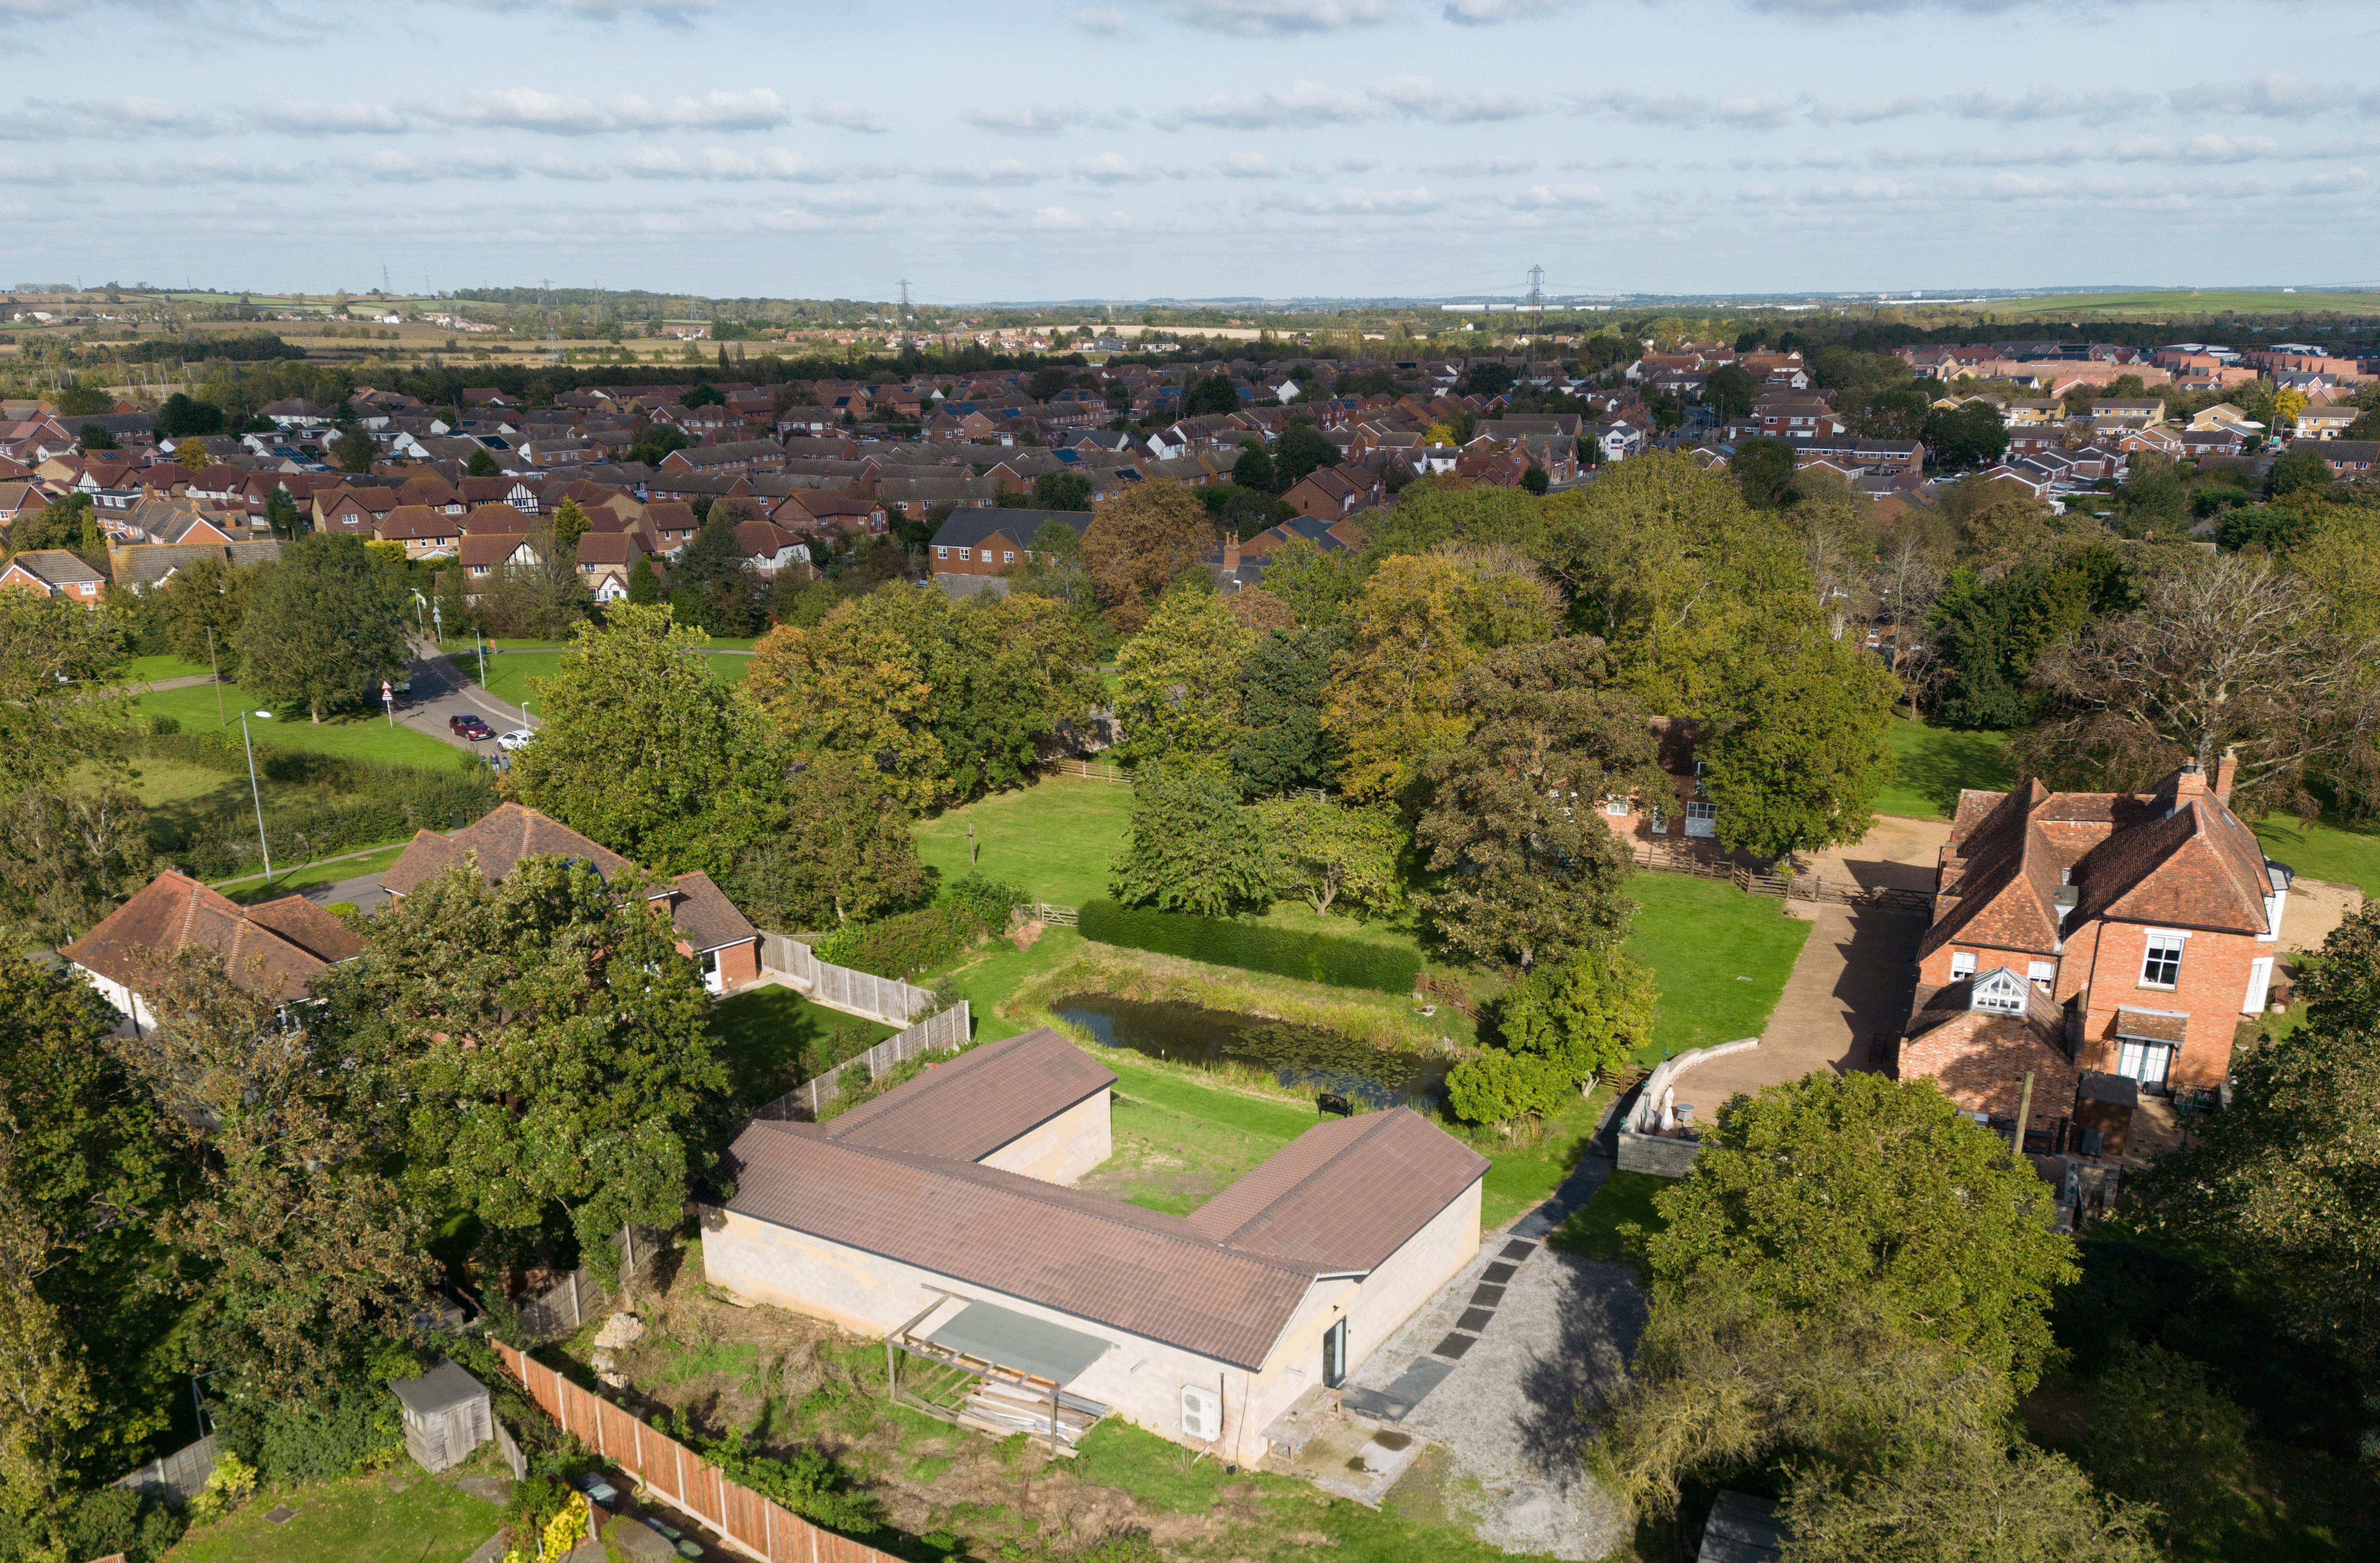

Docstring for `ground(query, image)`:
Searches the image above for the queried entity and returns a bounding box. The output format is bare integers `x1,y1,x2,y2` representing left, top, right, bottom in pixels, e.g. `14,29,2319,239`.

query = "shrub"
941,870,1027,932
812,904,975,978
184,1450,258,1525
1445,1047,1573,1126
213,1381,406,1484
0,1486,182,1563
149,713,180,736
1077,899,1421,993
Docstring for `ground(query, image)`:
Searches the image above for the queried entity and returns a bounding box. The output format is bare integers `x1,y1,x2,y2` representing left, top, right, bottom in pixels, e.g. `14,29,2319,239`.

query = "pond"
1053,994,1450,1112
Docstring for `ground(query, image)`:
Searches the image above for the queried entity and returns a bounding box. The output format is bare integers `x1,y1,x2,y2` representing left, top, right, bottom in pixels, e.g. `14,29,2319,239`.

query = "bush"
1077,899,1421,993
0,1486,182,1563
812,904,976,978
212,1380,406,1484
941,870,1027,932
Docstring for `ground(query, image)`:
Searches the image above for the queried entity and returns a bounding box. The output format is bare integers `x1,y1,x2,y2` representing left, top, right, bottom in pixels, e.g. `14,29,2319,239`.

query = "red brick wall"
716,938,758,990
2071,920,2260,1091
1897,1012,2077,1131
931,532,1024,575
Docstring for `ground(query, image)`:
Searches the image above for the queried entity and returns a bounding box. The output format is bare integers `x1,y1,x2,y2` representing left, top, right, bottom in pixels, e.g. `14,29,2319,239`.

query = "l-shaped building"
701,1028,1489,1466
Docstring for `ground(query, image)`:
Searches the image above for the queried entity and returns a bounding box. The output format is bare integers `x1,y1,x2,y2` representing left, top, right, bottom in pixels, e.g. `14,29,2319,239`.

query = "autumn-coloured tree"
1081,479,1215,634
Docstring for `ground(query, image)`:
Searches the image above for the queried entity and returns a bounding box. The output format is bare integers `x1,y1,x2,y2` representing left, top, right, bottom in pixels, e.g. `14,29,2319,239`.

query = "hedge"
1077,899,1422,994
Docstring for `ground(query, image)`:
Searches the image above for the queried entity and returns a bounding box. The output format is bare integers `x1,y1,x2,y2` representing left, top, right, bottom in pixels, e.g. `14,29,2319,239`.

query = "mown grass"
708,986,898,1111
163,1469,502,1562
1549,1169,1671,1269
217,843,410,904
915,777,1132,907
2251,812,2380,899
123,654,217,683
1876,717,2014,821
1624,875,1811,1066
132,681,468,769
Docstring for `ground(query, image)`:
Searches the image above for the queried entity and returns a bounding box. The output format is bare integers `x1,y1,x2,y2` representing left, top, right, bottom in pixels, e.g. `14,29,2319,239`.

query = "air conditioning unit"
1180,1385,1220,1442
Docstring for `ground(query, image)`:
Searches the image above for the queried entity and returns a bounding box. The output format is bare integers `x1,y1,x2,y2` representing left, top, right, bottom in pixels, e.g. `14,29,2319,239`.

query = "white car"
497,728,535,752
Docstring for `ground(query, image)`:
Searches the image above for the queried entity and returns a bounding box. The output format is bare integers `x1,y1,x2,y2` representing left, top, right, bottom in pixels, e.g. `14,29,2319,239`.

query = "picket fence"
491,1341,900,1563
758,934,936,1026
755,1002,970,1123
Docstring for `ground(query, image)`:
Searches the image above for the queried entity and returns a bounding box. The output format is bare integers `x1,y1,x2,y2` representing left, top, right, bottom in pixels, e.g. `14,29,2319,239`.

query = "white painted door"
2243,956,2274,1015
2117,1041,2173,1090
1685,800,1718,838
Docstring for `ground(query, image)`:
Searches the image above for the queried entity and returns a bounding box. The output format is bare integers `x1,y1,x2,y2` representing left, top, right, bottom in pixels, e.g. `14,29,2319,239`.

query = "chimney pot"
2176,756,2208,796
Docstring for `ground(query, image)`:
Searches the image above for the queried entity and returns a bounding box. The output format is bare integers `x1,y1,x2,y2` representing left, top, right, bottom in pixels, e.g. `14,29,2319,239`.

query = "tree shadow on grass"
1895,727,2016,817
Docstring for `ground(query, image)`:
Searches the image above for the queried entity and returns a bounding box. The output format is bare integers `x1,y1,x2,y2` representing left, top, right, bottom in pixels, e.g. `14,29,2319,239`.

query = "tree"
1730,436,1798,510
328,427,375,474
2265,446,2332,500
1443,1047,1570,1127
129,949,432,1399
321,856,724,1285
2013,552,2380,816
679,382,726,408
175,438,214,472
51,386,108,417
474,533,588,639
1182,374,1240,417
1325,548,1561,804
1029,470,1092,511
1783,1435,2157,1563
724,755,927,929
1256,796,1401,917
1112,589,1254,765
1648,1071,2079,1392
1081,479,1216,634
1519,466,1549,496
1273,422,1337,490
2128,904,2380,1378
261,485,301,541
550,497,591,550
1257,537,1361,630
1415,637,1658,970
1230,442,1275,494
233,533,410,723
1230,625,1342,795
628,427,689,468
666,514,759,637
1920,401,2009,470
511,604,783,876
1026,366,1071,402
76,424,117,453
626,554,660,604
1700,617,1899,865
1492,945,1656,1085
1108,762,1274,917
2075,1344,2252,1551
1460,361,1518,398
1703,363,1758,421
464,447,501,478
154,392,225,438
1923,548,2127,731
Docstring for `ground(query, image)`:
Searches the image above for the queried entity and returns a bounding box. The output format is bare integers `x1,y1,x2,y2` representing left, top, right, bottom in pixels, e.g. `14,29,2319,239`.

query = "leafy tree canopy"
231,533,410,723
1109,761,1274,917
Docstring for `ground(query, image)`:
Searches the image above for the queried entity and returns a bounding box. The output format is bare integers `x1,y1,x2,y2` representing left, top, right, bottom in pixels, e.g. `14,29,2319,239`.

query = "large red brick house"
1898,755,2291,1137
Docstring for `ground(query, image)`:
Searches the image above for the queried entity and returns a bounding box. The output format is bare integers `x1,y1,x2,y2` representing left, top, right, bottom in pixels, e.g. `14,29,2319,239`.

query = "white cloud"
1948,87,2154,126
1503,181,1602,208
434,87,789,134
1148,0,1390,36
1737,182,1777,200
922,159,1044,185
1067,5,1131,33
1802,93,1929,124
1369,76,1539,124
2186,74,2378,120
962,103,1090,136
1569,89,1794,129
257,99,408,134
620,145,838,181
807,99,886,134
1182,80,1370,128
1332,154,1380,172
1421,155,1535,175
1073,152,1138,183
1443,0,1573,22
1263,184,1440,214
1029,205,1089,229
1218,150,1280,178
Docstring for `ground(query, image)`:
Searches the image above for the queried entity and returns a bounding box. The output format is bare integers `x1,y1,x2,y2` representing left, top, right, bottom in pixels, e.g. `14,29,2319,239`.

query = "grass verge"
133,681,469,769
1624,875,1810,1066
215,843,411,903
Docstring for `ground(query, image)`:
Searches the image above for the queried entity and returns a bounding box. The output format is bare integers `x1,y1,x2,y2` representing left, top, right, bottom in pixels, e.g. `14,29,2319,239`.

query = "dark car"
448,713,495,740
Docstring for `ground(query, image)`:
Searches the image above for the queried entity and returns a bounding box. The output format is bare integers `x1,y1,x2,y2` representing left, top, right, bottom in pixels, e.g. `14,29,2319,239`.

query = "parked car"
448,713,494,740
497,728,534,752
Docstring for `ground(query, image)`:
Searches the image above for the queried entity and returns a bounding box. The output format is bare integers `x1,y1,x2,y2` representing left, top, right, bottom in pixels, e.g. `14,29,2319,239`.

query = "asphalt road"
395,636,532,763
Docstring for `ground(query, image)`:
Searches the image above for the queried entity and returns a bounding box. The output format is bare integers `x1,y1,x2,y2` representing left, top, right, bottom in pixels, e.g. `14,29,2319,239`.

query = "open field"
916,777,1131,905
163,1467,501,1562
1877,718,2013,821
1960,288,2380,319
132,681,470,769
1624,875,1811,1065
123,654,217,683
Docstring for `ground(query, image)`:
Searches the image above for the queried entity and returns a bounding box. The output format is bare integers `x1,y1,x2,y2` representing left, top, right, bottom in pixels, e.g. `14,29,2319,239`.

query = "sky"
3,0,2377,305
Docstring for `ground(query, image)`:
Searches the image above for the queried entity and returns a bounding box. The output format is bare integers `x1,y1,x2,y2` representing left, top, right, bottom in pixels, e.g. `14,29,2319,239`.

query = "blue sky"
3,0,2375,303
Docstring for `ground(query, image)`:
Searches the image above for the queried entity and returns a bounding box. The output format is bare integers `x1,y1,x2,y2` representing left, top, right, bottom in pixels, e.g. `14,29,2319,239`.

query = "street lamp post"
238,708,274,887
411,589,428,636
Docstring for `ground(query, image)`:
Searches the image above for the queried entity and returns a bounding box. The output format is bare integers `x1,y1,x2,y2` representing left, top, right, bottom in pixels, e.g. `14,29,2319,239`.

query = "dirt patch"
1011,921,1047,953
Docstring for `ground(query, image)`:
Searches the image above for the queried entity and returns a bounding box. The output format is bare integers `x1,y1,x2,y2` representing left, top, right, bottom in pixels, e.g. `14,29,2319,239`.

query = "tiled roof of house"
62,870,363,1001
6,548,105,587
661,870,757,953
381,803,635,897
822,1029,1117,1163
931,507,1088,550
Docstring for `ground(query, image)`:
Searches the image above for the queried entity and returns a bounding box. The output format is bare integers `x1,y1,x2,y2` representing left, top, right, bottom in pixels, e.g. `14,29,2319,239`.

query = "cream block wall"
979,1089,1111,1187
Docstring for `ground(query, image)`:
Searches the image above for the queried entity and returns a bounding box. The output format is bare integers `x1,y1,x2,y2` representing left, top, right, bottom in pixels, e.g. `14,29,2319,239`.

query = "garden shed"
391,1360,493,1473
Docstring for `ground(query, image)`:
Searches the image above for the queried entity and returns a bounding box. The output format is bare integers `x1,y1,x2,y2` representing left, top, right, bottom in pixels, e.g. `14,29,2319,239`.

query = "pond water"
1053,994,1449,1111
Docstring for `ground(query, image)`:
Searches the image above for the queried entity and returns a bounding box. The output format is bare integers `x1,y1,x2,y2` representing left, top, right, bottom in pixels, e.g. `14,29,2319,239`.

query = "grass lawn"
164,1469,502,1562
709,985,897,1111
1549,1169,1671,1269
215,843,411,904
2252,812,2380,899
1876,717,2014,821
1625,875,1811,1066
449,650,745,708
133,682,471,771
915,777,1131,905
123,654,217,683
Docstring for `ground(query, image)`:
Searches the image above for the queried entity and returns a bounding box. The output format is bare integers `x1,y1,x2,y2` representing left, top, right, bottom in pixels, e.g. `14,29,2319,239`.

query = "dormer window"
1969,967,2030,1015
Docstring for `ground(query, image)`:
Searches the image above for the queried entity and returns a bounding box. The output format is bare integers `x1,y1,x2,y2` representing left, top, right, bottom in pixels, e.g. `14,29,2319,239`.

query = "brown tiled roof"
722,1120,1317,1369
660,871,758,953
2113,1007,2188,1044
1904,970,2066,1045
61,871,361,1001
462,503,539,535
457,533,537,569
572,530,646,566
2072,790,2270,935
380,804,635,898
1184,1109,1488,1273
823,1029,1117,1162
377,504,461,541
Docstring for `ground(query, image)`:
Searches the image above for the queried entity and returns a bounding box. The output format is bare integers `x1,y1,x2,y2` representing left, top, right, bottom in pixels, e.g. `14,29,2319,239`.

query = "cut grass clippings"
1876,717,2015,821
163,1468,504,1562
1625,875,1811,1066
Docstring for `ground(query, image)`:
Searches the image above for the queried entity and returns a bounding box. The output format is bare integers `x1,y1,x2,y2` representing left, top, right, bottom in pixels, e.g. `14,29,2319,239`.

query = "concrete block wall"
1617,1131,1703,1178
979,1091,1112,1187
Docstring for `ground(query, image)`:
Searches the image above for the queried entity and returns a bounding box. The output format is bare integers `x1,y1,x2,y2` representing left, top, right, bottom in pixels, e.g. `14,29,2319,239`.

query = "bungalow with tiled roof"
1898,754,2293,1141
703,1027,1489,1465
0,548,107,603
380,803,759,993
63,870,366,1033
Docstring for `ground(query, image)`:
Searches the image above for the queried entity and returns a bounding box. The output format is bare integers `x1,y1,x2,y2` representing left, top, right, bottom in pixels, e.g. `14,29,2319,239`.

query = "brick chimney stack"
1223,529,1240,577
2176,755,2208,797
2214,745,2239,805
